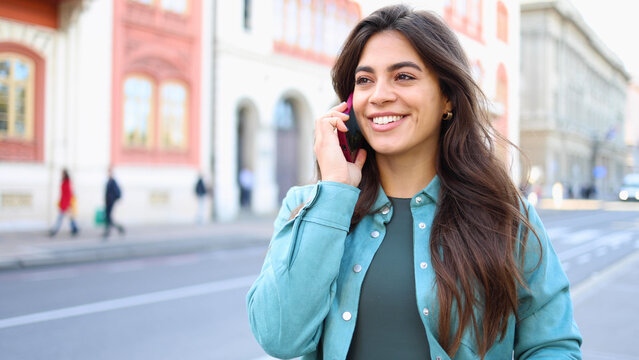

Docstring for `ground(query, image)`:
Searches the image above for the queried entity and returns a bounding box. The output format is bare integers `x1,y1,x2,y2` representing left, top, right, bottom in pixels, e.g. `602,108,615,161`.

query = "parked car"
618,173,639,201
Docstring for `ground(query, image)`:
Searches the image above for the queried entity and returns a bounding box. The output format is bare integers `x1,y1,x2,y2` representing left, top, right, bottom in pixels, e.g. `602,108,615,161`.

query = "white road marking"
545,226,571,240
563,229,601,245
558,231,634,261
0,274,257,330
577,253,592,264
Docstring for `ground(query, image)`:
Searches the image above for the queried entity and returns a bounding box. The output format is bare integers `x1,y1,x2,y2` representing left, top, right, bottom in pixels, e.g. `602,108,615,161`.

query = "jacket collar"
370,175,440,213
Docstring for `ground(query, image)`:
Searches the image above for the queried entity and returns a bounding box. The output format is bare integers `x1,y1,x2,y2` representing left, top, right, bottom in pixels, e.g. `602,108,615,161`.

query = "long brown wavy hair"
330,5,539,358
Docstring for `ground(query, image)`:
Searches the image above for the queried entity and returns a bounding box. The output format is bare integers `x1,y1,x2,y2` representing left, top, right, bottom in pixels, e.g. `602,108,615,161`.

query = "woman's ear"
443,98,452,113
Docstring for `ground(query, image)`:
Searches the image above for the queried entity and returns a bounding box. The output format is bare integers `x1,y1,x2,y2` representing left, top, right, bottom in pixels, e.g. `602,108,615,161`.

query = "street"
1,207,638,359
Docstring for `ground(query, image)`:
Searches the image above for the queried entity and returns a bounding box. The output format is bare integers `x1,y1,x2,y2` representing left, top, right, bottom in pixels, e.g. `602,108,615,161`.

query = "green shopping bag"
94,208,106,225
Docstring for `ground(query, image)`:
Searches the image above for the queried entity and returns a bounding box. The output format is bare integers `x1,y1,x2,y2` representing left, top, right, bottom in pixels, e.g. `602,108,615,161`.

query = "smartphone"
338,93,364,162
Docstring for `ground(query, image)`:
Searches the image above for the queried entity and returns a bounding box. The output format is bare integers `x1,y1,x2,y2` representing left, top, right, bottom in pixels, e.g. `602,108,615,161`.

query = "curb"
0,220,275,271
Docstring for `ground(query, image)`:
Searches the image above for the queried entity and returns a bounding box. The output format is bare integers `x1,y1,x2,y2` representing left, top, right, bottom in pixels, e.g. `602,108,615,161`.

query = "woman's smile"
369,112,407,131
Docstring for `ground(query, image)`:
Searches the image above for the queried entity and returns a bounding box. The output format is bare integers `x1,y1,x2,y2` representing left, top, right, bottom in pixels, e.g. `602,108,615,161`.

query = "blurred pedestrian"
194,173,209,223
103,167,125,238
239,167,254,208
49,168,79,237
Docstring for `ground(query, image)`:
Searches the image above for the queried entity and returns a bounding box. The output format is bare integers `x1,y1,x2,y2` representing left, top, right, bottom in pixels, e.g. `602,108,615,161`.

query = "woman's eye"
355,77,371,85
397,73,416,81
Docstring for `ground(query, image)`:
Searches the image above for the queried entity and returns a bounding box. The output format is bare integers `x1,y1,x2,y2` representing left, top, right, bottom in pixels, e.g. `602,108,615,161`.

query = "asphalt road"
0,246,270,360
537,208,639,286
1,208,638,359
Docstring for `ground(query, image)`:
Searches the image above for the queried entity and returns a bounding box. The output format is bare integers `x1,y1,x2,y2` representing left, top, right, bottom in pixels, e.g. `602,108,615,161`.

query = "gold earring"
442,111,453,121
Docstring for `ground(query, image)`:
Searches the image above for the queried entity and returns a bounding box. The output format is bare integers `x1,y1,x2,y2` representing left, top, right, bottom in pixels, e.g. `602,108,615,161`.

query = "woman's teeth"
372,115,402,125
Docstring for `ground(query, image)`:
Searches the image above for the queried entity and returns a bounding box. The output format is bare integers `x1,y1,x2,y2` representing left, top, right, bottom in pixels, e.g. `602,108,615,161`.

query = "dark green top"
347,197,430,359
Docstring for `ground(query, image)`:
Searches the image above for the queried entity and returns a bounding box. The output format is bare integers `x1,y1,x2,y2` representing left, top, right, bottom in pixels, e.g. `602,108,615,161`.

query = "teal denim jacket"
247,177,582,359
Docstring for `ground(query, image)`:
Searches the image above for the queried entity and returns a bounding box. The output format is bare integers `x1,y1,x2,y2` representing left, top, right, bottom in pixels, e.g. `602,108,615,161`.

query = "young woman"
247,5,582,360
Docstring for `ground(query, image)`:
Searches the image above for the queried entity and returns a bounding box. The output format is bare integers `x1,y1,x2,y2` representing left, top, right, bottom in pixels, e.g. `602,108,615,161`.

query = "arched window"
0,53,34,141
495,63,508,137
0,43,44,162
313,0,325,54
159,81,188,149
273,0,285,41
300,0,313,50
123,75,154,148
273,0,360,62
471,60,484,86
444,0,483,42
161,0,188,14
285,0,299,45
497,1,508,43
122,75,190,152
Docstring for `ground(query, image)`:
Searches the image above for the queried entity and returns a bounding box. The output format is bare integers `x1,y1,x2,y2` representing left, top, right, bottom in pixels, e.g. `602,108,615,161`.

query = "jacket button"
342,312,352,321
381,206,390,215
418,222,426,229
416,196,422,203
370,230,380,238
353,264,362,273
423,308,430,316
420,262,428,269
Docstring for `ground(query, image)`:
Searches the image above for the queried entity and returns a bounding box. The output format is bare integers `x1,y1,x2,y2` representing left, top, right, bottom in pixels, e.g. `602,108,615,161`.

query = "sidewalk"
0,215,275,271
571,249,639,359
537,198,639,211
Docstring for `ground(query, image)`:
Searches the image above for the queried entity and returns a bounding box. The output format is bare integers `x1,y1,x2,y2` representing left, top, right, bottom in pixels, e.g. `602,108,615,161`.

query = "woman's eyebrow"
355,65,374,74
387,61,422,72
355,61,423,74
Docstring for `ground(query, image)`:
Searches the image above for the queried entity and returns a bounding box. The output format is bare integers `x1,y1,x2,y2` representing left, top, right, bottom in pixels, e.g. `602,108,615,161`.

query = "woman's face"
353,30,450,159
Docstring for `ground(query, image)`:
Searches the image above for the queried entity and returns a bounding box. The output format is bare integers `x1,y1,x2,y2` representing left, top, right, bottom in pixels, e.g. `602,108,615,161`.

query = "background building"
625,79,639,173
520,0,630,199
212,0,361,220
0,0,212,230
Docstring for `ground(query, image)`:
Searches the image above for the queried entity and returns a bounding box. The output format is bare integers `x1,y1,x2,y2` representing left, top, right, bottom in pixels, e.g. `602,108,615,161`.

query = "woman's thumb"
354,148,367,169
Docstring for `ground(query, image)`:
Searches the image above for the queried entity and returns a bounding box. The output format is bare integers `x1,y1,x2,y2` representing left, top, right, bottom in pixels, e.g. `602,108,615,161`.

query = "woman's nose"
369,81,396,105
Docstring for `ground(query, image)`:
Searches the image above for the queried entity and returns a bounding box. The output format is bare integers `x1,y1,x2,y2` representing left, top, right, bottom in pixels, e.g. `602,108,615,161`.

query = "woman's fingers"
329,101,349,114
317,112,348,135
313,102,364,187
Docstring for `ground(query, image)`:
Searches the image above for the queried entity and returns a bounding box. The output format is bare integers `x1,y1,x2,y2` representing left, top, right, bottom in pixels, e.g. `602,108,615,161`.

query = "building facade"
520,0,629,199
625,79,639,173
212,0,361,220
0,0,212,230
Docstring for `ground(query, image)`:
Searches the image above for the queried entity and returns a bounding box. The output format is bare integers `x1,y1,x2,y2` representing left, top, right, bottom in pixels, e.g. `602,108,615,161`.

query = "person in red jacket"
49,168,79,237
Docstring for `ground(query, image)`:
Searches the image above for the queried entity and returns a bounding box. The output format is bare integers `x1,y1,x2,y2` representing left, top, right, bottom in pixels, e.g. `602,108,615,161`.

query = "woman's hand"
314,102,367,187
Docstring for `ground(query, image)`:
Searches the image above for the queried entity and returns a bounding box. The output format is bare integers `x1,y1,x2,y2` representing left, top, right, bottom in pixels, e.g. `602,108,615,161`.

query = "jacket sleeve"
246,181,360,359
514,202,583,359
